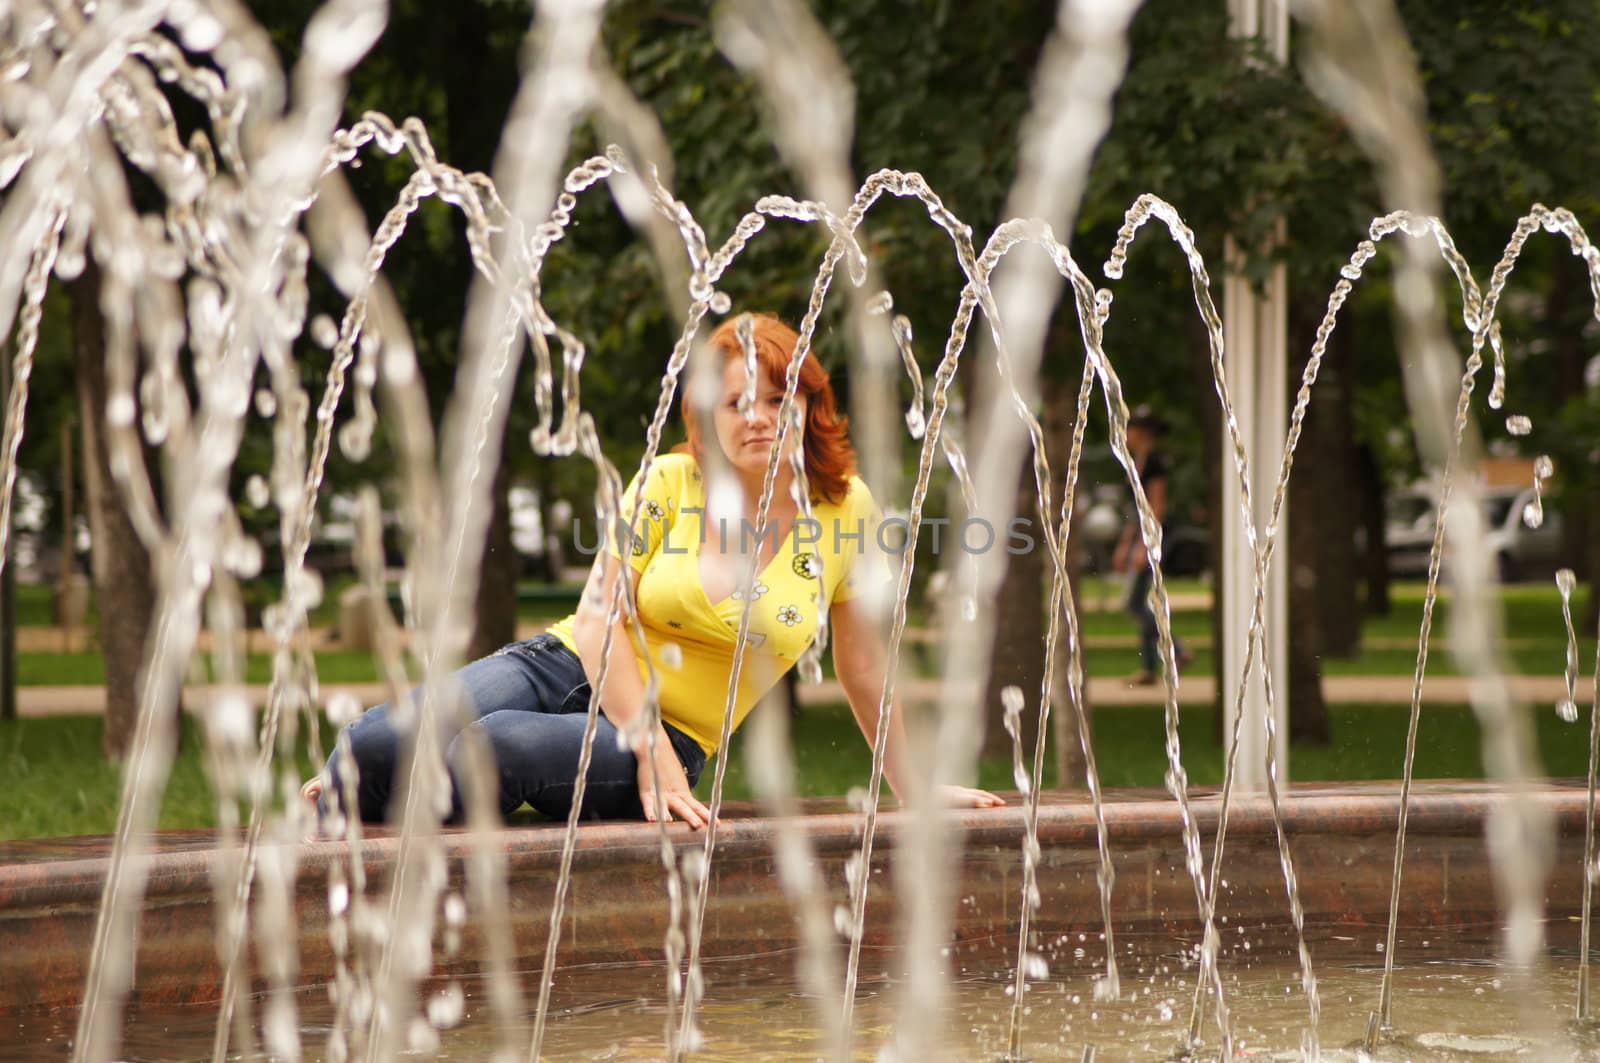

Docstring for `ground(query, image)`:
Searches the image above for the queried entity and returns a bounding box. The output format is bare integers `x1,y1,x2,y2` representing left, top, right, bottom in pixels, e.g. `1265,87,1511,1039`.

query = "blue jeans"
323,634,706,824
1126,565,1185,673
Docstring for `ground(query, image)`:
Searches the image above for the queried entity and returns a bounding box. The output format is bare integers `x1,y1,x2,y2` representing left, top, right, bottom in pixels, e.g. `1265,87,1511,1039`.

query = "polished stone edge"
0,782,1590,1012
0,782,1585,909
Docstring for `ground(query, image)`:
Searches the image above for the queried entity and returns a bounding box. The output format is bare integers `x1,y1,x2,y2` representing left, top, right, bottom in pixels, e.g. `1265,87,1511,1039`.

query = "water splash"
1557,569,1580,724
1526,454,1554,530
1579,598,1600,1022
2,3,1597,1061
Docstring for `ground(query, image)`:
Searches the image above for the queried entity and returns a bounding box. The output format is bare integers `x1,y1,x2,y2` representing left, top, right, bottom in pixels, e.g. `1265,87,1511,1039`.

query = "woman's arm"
570,553,713,828
828,597,1004,810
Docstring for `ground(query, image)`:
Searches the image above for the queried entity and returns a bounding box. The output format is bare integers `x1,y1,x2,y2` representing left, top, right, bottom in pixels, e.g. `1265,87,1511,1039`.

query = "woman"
305,313,1002,829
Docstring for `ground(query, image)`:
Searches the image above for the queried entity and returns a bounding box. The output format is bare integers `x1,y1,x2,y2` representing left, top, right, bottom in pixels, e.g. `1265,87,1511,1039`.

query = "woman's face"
712,355,807,480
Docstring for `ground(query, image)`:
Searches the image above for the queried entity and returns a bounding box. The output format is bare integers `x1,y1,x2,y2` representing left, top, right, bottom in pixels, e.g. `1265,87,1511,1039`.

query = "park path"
13,584,1591,717
13,672,1590,718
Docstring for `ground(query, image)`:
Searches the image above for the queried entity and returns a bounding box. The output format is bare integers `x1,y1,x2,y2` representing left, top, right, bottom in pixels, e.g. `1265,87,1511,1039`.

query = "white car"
1385,483,1564,581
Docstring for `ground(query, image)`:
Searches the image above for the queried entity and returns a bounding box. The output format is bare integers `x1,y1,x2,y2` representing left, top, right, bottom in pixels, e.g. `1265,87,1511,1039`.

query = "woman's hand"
637,733,714,829
936,784,1006,809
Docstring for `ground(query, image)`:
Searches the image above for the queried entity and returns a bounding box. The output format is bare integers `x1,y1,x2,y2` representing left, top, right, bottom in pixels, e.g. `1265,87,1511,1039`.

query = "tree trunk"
1286,305,1330,744
468,456,520,660
1312,322,1361,656
983,460,1045,761
71,260,161,761
1287,464,1330,743
1357,443,1390,615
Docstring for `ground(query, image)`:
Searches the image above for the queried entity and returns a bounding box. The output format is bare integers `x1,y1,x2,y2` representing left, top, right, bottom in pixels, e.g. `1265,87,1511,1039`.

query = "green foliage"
13,0,1600,615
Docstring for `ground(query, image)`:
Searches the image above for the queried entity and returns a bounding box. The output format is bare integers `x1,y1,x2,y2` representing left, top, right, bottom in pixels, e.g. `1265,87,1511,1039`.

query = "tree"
70,261,162,760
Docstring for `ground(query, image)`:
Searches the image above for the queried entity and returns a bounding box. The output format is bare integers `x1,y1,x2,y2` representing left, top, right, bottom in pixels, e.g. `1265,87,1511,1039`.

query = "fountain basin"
0,780,1589,1018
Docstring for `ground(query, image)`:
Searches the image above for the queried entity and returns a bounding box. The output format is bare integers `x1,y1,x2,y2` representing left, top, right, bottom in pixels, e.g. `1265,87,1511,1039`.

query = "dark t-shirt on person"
1140,449,1170,487
1134,450,1172,536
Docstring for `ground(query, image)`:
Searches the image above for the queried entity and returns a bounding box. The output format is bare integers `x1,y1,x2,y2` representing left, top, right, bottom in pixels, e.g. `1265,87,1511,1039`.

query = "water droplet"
107,393,136,427
326,690,361,727
245,475,271,509
406,1016,439,1054
1522,501,1543,530
338,422,371,462
660,641,683,670
264,997,301,1057
846,246,868,287
310,314,339,349
212,692,253,748
254,389,278,418
443,892,467,928
290,567,324,610
1505,414,1531,436
224,537,263,579
1558,568,1577,595
708,291,732,314
866,291,893,315
55,250,85,280
178,12,224,51
1557,700,1579,724
905,405,926,440
1535,455,1555,479
427,982,465,1029
328,881,349,915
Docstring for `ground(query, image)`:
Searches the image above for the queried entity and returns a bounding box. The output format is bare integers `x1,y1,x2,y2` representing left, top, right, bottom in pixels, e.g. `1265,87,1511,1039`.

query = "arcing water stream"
0,1,1597,1061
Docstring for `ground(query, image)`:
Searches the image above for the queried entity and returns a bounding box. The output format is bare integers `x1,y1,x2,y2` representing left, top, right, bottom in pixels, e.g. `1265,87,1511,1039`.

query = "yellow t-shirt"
546,452,891,754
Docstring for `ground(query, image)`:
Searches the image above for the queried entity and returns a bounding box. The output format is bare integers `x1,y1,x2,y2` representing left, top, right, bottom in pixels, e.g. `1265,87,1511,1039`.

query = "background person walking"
1111,406,1191,685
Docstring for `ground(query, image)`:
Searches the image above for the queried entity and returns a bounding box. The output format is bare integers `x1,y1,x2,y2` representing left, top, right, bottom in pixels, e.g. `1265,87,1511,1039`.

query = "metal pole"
1220,0,1290,790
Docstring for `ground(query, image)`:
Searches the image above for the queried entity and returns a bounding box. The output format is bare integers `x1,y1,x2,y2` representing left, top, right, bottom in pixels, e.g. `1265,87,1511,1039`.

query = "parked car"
1385,483,1563,581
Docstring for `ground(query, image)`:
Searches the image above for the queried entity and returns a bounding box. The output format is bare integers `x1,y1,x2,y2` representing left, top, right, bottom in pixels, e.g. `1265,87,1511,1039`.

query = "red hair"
677,313,856,503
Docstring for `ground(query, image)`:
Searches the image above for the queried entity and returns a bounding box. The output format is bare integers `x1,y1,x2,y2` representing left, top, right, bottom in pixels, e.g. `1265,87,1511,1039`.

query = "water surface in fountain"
8,928,1600,1062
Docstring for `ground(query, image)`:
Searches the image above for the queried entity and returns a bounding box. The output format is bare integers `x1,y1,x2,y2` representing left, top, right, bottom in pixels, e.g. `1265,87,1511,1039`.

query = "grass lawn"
12,576,1590,685
13,648,388,686
4,700,1592,842
713,699,1596,796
